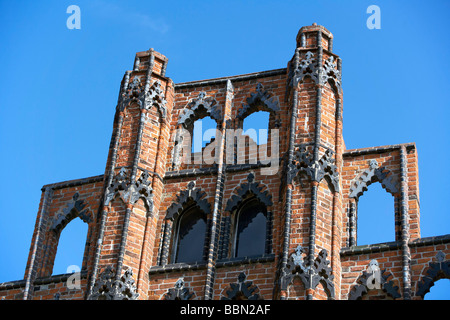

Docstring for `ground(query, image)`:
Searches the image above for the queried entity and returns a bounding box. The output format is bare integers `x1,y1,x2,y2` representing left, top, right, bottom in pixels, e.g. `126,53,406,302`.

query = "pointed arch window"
232,83,281,166
52,218,89,275
172,92,222,170
172,205,207,264
356,182,395,245
242,111,270,146
46,192,93,277
192,116,217,154
219,173,273,260
347,160,400,247
233,199,268,258
160,182,211,266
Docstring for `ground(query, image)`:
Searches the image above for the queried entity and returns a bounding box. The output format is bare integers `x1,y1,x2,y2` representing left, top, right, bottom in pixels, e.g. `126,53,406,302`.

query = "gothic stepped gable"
1,24,448,301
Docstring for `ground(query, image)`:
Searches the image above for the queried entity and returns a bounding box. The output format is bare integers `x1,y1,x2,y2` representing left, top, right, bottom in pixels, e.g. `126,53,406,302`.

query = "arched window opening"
233,199,267,258
52,218,88,275
242,111,269,145
191,116,217,154
424,279,450,300
172,206,207,264
356,182,395,246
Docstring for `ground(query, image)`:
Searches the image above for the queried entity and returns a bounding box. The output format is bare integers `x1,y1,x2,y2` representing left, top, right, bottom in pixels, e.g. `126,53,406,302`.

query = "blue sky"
0,0,449,298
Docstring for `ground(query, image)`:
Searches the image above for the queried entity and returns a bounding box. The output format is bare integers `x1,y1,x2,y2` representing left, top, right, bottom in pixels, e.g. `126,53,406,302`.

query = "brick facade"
1,24,449,301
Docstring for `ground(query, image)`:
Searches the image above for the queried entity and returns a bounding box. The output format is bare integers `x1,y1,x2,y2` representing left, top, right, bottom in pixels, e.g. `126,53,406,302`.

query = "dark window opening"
172,207,207,264
234,200,267,257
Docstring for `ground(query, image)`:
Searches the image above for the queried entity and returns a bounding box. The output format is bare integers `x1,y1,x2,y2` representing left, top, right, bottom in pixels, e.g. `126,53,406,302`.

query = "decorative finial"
436,251,445,263
198,91,206,100
175,278,185,289
187,181,195,190
256,82,263,92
